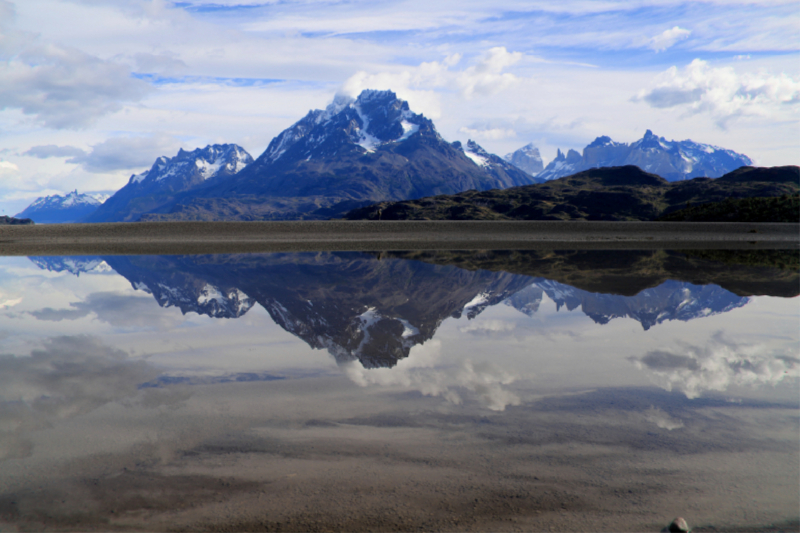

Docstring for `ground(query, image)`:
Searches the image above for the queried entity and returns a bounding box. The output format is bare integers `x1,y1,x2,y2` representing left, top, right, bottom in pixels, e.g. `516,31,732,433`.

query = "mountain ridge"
535,130,753,182
15,190,105,223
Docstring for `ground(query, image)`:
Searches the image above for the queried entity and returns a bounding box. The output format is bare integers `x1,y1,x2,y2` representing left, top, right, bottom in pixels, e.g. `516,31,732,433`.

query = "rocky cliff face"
503,143,544,176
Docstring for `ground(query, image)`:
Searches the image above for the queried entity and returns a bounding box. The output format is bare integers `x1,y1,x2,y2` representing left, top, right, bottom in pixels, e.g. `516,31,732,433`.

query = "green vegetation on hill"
343,165,800,222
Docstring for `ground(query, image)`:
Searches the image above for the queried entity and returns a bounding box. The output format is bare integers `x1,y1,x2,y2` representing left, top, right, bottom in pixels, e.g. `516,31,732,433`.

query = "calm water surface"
0,250,797,532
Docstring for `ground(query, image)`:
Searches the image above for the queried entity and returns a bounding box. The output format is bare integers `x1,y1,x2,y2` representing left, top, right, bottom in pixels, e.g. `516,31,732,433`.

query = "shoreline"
1,220,798,255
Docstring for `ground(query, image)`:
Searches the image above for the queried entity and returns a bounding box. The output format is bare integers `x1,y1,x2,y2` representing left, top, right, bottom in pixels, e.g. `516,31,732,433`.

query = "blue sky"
0,0,797,214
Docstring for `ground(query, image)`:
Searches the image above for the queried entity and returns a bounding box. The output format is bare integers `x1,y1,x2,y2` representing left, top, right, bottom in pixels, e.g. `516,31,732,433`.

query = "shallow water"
0,250,797,532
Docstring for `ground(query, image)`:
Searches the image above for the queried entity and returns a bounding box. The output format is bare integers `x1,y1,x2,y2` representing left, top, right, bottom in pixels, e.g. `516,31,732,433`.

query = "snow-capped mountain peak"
26,190,101,210
128,144,253,187
15,190,105,223
258,89,431,166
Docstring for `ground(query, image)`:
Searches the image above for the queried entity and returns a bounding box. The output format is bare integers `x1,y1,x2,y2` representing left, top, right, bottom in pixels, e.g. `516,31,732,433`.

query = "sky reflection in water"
0,250,797,532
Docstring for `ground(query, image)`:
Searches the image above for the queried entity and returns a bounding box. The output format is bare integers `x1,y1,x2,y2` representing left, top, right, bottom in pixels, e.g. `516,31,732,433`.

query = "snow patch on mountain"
127,145,253,187
464,149,489,167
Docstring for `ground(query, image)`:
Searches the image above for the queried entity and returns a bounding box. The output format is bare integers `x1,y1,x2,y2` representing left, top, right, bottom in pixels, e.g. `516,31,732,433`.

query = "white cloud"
0,42,151,129
457,47,522,99
344,340,521,411
631,335,800,399
649,26,691,52
341,48,524,118
0,160,19,173
459,126,517,141
66,134,184,173
634,59,800,126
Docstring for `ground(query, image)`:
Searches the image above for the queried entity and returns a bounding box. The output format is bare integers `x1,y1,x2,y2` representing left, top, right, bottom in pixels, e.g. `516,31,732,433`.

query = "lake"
0,249,797,532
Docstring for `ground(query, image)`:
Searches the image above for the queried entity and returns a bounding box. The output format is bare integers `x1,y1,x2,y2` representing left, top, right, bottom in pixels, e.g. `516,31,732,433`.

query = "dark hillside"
344,165,800,222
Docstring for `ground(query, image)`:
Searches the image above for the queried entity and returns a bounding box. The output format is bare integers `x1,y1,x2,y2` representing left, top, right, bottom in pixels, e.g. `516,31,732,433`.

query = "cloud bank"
0,43,151,129
635,59,800,126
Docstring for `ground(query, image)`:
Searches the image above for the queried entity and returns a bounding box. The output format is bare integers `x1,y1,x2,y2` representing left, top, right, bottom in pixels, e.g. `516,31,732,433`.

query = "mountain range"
16,89,762,223
535,130,754,182
87,90,538,223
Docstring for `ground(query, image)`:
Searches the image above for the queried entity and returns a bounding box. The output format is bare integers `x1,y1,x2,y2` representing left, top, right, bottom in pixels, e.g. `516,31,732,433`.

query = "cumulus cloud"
341,47,524,118
649,26,691,52
65,134,184,173
634,59,800,126
0,43,151,129
630,334,800,399
456,47,522,98
23,144,87,158
344,341,521,411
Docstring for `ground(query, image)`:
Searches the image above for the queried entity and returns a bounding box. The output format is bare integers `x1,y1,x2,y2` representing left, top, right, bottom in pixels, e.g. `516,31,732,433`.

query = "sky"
0,0,798,215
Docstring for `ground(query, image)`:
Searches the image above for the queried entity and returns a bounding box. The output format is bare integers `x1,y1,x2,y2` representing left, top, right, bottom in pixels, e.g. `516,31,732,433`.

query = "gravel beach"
1,220,798,255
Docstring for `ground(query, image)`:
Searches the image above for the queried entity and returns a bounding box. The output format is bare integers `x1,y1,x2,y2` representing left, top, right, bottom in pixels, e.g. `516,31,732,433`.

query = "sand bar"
1,220,798,255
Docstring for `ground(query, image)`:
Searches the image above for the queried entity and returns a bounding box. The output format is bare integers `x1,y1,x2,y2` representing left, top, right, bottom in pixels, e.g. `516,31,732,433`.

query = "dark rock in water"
0,215,34,225
661,516,690,532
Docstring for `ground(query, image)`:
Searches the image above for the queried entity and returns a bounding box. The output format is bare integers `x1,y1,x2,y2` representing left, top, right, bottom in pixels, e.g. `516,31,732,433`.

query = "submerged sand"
1,220,798,255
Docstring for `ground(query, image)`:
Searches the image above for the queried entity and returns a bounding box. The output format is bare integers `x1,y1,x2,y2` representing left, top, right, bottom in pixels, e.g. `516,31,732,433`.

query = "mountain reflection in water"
1,249,798,532
27,250,793,367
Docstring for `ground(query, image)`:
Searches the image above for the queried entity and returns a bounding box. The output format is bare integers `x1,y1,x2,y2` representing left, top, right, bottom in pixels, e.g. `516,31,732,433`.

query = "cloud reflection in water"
631,333,800,399
343,340,521,411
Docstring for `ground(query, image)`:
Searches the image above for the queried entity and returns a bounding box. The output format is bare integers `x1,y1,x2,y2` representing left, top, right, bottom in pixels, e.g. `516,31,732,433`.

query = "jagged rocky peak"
538,130,753,182
555,148,583,163
456,139,492,167
259,89,430,166
128,143,253,186
504,143,544,176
